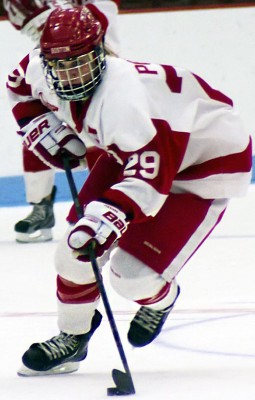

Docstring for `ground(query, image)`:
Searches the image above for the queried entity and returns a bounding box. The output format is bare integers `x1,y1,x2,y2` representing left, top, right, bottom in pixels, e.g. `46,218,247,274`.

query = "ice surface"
1,188,255,399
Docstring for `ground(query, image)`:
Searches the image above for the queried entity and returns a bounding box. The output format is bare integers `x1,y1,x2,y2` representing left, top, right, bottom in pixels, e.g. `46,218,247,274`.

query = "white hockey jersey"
7,51,252,222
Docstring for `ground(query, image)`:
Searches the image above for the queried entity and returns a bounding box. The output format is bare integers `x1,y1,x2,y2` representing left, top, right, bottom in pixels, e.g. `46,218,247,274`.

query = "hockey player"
4,0,120,242
7,6,252,375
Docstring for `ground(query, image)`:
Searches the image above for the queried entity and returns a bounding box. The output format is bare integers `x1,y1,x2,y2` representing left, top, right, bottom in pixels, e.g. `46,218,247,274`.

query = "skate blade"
17,361,80,376
16,229,53,243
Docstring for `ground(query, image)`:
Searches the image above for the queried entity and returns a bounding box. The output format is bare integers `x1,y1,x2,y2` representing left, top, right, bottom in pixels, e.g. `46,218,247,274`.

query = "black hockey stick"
62,154,135,396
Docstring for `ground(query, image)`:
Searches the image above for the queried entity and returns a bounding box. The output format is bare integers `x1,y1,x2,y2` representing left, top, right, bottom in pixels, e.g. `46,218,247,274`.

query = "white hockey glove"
4,0,49,40
21,112,86,169
4,0,71,41
68,200,128,261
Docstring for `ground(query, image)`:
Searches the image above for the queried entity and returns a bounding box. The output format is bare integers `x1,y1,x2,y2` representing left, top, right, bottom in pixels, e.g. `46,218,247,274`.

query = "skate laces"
133,307,170,333
24,203,50,223
37,333,79,361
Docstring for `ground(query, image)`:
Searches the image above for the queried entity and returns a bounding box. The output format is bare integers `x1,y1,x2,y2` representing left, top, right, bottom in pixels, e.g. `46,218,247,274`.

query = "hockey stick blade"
107,369,135,396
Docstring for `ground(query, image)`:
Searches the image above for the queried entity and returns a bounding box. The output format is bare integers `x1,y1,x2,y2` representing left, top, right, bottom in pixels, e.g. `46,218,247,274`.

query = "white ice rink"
1,185,255,399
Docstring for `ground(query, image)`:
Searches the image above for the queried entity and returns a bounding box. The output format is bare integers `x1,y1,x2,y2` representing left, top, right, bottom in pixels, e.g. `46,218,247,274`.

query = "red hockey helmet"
40,6,106,101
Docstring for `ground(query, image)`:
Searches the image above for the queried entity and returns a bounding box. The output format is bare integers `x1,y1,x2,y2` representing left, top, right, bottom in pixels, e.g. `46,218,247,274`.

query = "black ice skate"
128,285,180,347
15,186,57,243
18,310,102,376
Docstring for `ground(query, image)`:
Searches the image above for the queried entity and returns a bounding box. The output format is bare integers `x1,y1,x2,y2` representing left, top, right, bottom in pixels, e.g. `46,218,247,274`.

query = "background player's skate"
15,186,56,243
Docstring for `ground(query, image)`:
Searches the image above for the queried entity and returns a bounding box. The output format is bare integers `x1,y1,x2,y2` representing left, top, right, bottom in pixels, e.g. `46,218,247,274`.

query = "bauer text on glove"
68,201,128,259
21,111,86,169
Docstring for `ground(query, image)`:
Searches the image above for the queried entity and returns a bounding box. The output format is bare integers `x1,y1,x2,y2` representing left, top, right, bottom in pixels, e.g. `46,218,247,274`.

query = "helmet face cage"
42,43,106,101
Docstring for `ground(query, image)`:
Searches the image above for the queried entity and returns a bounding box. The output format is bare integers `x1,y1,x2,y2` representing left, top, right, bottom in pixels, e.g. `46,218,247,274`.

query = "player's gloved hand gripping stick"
62,154,135,396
